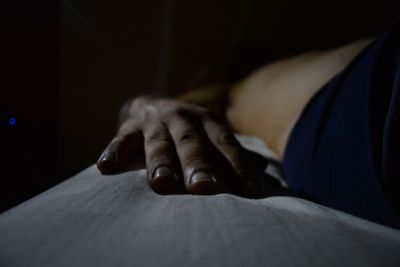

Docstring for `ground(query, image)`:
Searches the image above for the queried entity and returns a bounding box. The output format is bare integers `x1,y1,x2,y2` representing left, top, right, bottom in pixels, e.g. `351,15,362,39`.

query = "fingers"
97,121,142,174
97,97,266,198
168,116,218,194
143,124,182,193
202,116,265,196
203,117,243,173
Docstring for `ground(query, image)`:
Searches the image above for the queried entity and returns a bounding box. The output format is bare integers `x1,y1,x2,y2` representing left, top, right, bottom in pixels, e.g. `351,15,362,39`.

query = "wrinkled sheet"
0,137,399,267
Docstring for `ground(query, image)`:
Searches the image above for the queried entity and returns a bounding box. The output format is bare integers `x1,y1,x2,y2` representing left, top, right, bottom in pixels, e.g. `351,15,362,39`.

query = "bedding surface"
0,137,399,266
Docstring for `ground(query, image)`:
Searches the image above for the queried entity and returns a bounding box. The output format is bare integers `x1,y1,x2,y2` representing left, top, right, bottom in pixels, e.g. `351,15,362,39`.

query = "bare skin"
97,97,267,196
227,38,373,158
97,38,373,196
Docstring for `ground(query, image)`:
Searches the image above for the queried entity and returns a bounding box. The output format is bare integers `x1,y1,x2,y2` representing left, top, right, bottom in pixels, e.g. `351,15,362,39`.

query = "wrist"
178,83,232,121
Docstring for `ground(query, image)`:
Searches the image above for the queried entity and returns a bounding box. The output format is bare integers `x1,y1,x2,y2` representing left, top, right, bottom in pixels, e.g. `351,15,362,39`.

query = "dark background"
1,0,399,212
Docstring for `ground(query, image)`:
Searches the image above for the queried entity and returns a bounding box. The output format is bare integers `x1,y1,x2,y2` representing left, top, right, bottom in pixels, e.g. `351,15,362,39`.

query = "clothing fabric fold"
284,18,400,228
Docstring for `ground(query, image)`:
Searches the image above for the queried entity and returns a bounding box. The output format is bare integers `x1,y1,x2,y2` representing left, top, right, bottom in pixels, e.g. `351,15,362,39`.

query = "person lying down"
97,20,400,229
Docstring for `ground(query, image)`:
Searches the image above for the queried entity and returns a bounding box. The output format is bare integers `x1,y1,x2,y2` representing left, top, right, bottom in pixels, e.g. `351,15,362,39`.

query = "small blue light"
8,117,16,126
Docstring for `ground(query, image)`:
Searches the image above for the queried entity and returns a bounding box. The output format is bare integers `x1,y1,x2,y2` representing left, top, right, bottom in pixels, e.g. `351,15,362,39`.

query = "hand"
97,96,268,197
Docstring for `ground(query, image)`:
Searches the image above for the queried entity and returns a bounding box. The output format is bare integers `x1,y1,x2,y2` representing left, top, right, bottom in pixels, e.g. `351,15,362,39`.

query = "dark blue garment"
283,19,400,228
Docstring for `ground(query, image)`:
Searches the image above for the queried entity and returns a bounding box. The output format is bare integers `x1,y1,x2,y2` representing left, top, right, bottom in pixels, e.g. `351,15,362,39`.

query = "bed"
1,136,399,266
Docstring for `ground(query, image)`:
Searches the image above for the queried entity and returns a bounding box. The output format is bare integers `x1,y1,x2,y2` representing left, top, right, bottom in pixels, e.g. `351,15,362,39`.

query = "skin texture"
97,97,267,196
98,38,373,196
228,38,374,158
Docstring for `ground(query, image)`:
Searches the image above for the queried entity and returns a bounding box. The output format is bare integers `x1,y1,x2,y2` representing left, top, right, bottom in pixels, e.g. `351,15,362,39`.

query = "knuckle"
146,143,171,162
148,153,170,165
216,132,239,146
171,104,205,118
185,156,205,165
145,129,169,144
176,131,199,145
160,110,178,123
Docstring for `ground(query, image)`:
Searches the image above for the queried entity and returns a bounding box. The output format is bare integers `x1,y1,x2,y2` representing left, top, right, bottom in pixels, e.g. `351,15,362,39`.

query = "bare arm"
98,38,373,196
226,38,373,158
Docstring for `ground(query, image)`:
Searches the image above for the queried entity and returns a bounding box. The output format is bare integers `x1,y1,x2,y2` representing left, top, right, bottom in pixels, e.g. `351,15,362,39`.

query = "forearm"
178,83,231,120
179,38,374,159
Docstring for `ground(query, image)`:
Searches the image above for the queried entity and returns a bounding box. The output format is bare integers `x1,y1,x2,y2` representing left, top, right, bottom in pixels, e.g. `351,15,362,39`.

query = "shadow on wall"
60,0,399,179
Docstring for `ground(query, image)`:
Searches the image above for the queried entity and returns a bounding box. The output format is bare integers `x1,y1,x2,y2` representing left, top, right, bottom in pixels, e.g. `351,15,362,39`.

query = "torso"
227,38,374,160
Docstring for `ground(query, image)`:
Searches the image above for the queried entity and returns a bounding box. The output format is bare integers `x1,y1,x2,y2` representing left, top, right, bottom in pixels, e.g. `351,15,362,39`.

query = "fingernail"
98,152,117,172
190,171,216,184
100,152,117,163
153,166,174,179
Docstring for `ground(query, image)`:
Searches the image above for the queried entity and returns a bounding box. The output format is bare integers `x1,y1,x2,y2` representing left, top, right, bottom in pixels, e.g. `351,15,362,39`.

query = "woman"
97,20,400,228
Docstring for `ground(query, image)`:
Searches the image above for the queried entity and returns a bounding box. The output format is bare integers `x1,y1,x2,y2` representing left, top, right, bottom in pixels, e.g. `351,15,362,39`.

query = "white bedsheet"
1,136,399,266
